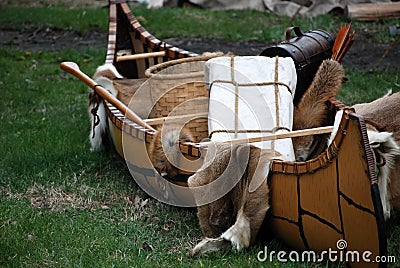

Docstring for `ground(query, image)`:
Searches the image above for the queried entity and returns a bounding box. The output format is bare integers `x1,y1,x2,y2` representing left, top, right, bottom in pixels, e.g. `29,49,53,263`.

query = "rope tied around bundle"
208,56,292,150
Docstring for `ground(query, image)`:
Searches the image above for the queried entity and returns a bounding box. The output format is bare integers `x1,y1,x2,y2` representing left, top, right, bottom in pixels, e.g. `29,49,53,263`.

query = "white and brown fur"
88,64,122,151
148,125,280,254
187,143,280,255
147,124,195,178
352,91,400,219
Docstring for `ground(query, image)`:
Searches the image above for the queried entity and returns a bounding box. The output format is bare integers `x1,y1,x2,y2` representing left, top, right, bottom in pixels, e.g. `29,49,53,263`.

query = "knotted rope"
208,56,292,150
90,86,103,139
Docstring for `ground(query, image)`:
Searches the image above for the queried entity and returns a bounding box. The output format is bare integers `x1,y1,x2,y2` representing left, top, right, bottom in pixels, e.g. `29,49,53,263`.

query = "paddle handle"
60,62,156,132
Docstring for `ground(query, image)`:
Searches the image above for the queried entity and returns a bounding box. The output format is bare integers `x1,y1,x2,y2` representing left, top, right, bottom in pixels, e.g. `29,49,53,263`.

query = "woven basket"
145,53,222,118
148,81,209,143
145,53,222,142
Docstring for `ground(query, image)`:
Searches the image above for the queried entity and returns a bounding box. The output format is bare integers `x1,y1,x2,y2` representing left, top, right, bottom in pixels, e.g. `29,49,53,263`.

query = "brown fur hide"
188,143,280,255
292,59,345,161
112,78,147,106
147,125,195,178
353,92,400,143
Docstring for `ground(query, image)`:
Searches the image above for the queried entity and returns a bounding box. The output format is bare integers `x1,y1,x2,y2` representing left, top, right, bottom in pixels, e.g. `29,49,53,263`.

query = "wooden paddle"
199,126,334,146
60,62,156,132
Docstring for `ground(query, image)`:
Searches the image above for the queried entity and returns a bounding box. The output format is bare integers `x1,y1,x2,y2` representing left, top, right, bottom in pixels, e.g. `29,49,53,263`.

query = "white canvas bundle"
205,56,297,161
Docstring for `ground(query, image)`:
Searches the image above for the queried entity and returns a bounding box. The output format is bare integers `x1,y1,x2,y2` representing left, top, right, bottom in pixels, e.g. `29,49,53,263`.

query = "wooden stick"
369,35,400,73
200,126,334,146
286,0,309,27
60,62,156,132
116,51,166,62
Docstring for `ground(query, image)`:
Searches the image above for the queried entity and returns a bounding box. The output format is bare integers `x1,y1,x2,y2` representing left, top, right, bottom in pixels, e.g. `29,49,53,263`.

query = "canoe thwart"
199,126,334,146
116,51,167,62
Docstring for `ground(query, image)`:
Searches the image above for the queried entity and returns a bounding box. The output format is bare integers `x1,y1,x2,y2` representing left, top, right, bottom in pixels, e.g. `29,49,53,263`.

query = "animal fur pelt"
292,59,345,161
89,64,149,151
353,91,400,143
112,77,147,106
188,143,281,255
352,92,400,219
147,124,195,178
367,126,399,219
88,63,123,151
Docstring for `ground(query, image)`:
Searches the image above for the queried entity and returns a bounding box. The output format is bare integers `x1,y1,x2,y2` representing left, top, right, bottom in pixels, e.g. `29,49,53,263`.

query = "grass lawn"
0,3,399,267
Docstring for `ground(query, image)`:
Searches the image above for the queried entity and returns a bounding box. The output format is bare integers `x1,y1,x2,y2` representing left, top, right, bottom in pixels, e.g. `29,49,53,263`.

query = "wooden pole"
116,51,166,62
346,2,400,21
60,62,156,132
369,35,400,73
200,126,334,146
286,0,310,27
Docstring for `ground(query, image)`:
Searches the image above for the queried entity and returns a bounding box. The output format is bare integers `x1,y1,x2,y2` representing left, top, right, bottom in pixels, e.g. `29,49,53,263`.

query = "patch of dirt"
1,0,399,70
1,24,399,71
166,32,400,71
0,25,107,52
0,0,108,8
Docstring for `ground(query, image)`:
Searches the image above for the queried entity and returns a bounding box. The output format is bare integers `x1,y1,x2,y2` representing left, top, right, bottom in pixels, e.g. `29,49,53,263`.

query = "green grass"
1,5,399,42
340,69,400,105
0,4,399,268
0,6,108,33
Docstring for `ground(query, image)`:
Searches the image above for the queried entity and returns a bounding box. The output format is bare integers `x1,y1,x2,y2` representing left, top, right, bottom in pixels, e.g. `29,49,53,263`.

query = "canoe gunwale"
106,99,356,175
107,0,198,77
